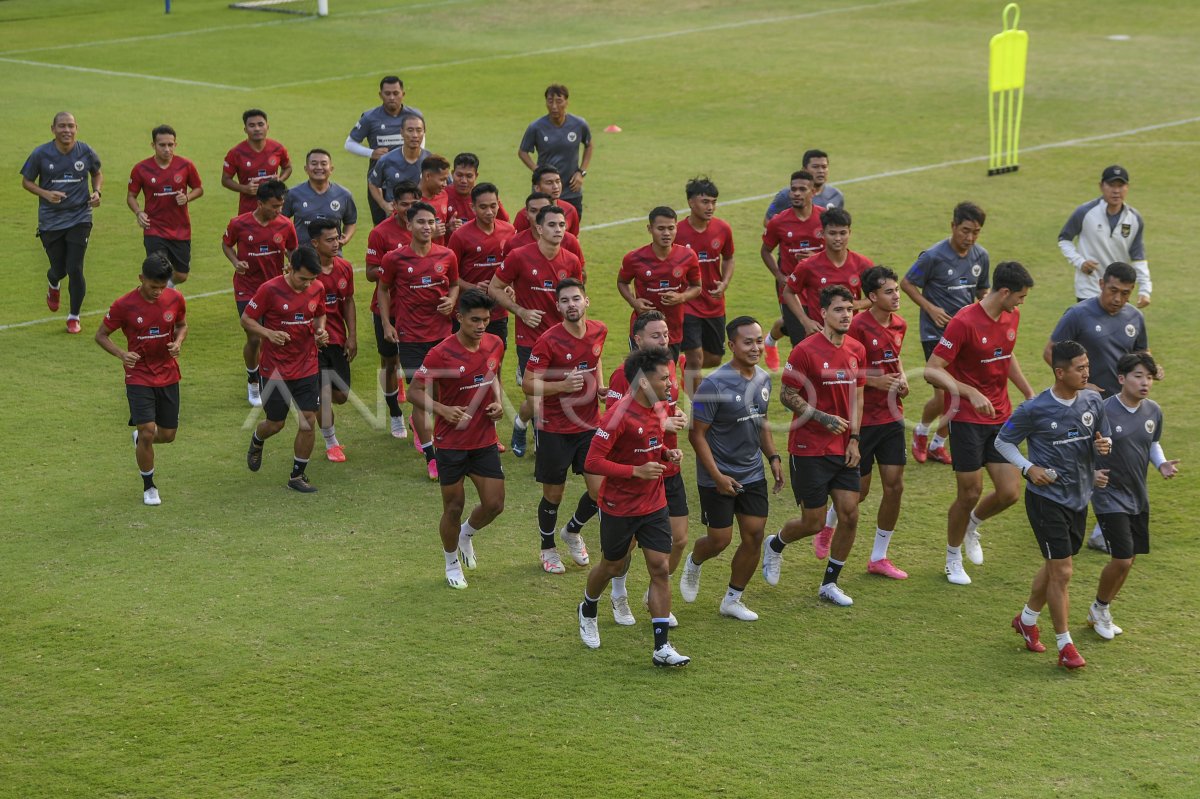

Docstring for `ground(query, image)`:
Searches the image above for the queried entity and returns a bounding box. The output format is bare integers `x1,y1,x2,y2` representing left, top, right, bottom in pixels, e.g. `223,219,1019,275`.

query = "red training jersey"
378,244,459,343
445,190,510,225
605,358,680,477
415,333,505,450
618,244,702,345
847,310,907,426
245,275,325,381
364,214,412,316
505,228,586,274
513,201,580,237
786,249,874,324
494,242,583,347
527,320,608,433
316,256,355,347
448,218,517,322
223,139,290,215
782,332,866,457
586,393,670,517
762,205,825,298
127,155,202,241
103,287,186,387
223,212,298,302
932,302,1021,425
677,216,735,319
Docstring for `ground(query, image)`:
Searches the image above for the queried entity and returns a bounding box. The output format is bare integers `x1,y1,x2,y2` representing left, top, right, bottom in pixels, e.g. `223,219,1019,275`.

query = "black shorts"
1096,510,1150,559
453,316,509,348
682,314,725,356
599,505,671,562
237,300,251,318
699,480,770,528
664,472,689,517
1026,491,1087,560
780,302,807,347
516,345,533,385
143,236,191,273
435,444,505,486
949,420,1007,473
318,345,352,392
790,454,860,509
627,337,681,363
373,312,400,359
398,340,438,383
859,421,907,474
922,339,939,361
260,373,320,422
534,429,595,484
127,383,180,428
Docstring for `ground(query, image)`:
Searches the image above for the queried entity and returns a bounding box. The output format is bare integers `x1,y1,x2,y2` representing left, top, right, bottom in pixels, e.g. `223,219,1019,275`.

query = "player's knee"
883,474,904,497
1050,559,1073,582
331,390,348,405
708,528,733,551
444,498,466,518
840,505,860,527
996,484,1021,507
671,525,688,549
157,428,177,444
1111,557,1134,572
956,483,983,505
172,272,189,284
482,496,505,518
645,556,670,580
542,484,565,504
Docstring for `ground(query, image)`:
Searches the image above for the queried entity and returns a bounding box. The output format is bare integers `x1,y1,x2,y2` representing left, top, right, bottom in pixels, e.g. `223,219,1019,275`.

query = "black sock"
421,443,435,463
1095,596,1109,607
565,493,599,534
247,367,259,384
538,498,559,549
141,470,155,491
769,534,787,553
729,583,745,593
652,619,670,649
822,557,845,586
384,390,402,417
251,433,265,449
291,458,308,478
581,594,598,618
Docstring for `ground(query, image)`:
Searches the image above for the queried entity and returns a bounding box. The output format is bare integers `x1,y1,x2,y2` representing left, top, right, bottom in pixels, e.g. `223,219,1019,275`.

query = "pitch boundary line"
3,115,1197,333
0,57,253,91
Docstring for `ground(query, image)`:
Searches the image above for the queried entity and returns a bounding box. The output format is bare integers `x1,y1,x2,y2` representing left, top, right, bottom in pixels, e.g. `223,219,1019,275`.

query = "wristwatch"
849,434,861,442
577,169,587,177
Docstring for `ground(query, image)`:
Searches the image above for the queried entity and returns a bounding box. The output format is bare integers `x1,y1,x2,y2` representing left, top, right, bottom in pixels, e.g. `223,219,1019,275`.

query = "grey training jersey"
21,140,101,231
368,147,431,202
904,239,991,342
347,104,423,173
765,184,844,218
283,181,358,246
519,113,591,201
1093,396,1162,515
691,364,772,488
998,388,1109,512
1049,298,1147,397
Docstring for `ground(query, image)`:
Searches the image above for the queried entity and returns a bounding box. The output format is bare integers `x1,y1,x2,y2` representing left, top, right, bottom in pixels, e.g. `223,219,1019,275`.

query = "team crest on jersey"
308,302,317,312
557,270,567,279
849,358,857,368
338,279,348,290
1081,411,1094,428
1145,419,1156,434
592,343,602,356
163,311,174,322
435,264,445,274
971,263,982,277
174,173,184,183
1007,330,1016,341
1121,223,1131,238
567,131,578,143
849,276,859,286
672,268,683,278
74,160,85,171
487,358,497,370
761,386,770,402
330,200,341,211
712,238,721,250
268,157,278,167
1125,324,1137,337
273,234,283,244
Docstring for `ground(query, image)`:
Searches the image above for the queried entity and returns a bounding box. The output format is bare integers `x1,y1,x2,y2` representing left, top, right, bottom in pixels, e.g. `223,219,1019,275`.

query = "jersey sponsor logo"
527,353,541,365
542,279,554,289
883,349,895,360
1125,324,1137,337
993,348,1003,358
149,326,161,335
473,374,485,384
595,428,610,440
259,245,270,253
1081,411,1094,428
325,293,338,306
939,337,954,350
421,276,432,285
294,313,305,321
648,436,659,447
658,279,670,288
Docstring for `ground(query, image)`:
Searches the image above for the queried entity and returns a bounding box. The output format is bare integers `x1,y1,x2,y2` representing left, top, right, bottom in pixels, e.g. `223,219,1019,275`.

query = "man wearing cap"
1057,166,1150,308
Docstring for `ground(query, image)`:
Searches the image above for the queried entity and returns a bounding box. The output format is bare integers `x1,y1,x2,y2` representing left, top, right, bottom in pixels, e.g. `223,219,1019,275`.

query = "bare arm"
95,323,139,368
782,286,821,336
517,150,537,171
925,353,995,418
900,276,953,328
339,222,357,247
22,177,63,203
688,418,732,489
343,296,358,361
368,183,388,213
221,173,255,197
1008,353,1035,400
760,242,785,287
617,278,653,313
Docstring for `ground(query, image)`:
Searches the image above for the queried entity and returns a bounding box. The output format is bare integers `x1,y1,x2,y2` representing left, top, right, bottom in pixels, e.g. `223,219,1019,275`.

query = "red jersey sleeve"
222,147,238,178
932,314,967,364
684,249,701,285
278,144,292,171
245,282,271,320
445,249,460,284
617,251,637,283
584,411,635,480
722,221,736,257
128,164,144,196
103,296,126,332
366,227,386,268
762,217,782,249
186,159,203,189
495,251,520,284
222,217,238,248
283,219,298,252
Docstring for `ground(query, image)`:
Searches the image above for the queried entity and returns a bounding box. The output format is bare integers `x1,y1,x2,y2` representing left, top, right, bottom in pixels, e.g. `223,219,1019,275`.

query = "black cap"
1101,165,1130,184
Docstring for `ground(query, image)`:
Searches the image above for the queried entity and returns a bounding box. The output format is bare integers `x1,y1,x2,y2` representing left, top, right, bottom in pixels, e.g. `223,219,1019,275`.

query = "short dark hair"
471,182,499,203
545,84,569,99
458,288,495,314
307,218,340,240
802,149,828,167
1103,261,1137,285
648,205,677,224
532,165,560,187
535,205,566,225
623,346,671,384
953,201,986,228
632,310,667,337
290,245,322,275
392,180,420,202
305,148,331,162
524,191,552,207
242,108,267,124
725,315,760,341
993,261,1034,293
820,206,852,229
151,124,176,142
256,179,288,203
380,75,404,90
555,277,586,298
406,201,436,221
1051,340,1088,369
861,265,899,296
453,152,480,171
142,251,173,282
1117,351,1158,377
400,113,424,129
420,154,450,174
686,176,718,200
820,284,854,309
790,169,814,184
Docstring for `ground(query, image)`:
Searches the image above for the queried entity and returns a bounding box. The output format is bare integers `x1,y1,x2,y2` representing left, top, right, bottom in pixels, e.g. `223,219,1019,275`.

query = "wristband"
849,434,861,442
768,454,781,464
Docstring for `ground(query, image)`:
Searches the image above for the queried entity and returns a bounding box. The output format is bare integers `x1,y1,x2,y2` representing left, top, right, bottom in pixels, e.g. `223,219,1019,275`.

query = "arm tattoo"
780,385,838,429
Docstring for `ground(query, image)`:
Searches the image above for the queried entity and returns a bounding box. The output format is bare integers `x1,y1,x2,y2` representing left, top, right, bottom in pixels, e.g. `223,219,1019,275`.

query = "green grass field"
3,1,1199,796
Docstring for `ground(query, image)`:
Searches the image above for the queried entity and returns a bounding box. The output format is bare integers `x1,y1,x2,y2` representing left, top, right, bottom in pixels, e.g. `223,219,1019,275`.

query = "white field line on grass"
0,57,253,91
254,0,921,91
3,114,1198,333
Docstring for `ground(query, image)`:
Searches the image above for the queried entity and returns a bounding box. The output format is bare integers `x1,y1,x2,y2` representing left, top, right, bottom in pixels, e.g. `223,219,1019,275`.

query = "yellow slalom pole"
988,3,1028,176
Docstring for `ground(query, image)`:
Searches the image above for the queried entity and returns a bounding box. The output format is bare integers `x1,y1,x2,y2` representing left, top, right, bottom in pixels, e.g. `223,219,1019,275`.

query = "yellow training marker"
988,3,1028,176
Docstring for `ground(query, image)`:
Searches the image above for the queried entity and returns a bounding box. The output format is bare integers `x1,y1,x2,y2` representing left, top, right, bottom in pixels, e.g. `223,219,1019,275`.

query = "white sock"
49,281,60,290
914,423,930,436
946,545,962,562
966,512,983,535
1021,604,1040,627
870,528,893,562
443,550,459,569
513,415,527,430
824,506,838,528
930,433,947,450
765,333,778,347
1055,631,1073,651
724,586,743,604
611,575,627,599
321,426,338,447
459,521,478,539
67,314,80,321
